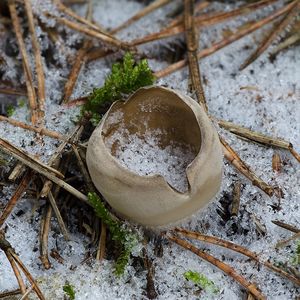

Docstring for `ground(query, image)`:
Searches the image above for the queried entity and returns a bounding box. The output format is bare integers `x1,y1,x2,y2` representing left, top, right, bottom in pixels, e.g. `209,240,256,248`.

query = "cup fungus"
87,86,223,227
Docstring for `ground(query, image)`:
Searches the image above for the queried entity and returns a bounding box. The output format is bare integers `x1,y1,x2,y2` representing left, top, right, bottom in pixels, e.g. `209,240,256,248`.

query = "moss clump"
6,104,15,117
88,192,139,276
63,283,76,300
184,270,219,294
82,52,155,125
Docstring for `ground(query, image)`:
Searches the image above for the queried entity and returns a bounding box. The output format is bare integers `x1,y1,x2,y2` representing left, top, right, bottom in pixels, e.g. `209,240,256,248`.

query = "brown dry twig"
0,115,68,142
46,13,131,50
39,204,52,269
155,2,295,78
24,0,46,119
240,0,300,70
0,138,88,204
131,0,278,46
96,221,106,261
217,119,300,163
0,169,34,227
174,228,300,286
231,181,241,217
184,0,207,111
8,1,38,124
272,220,300,233
53,0,107,33
61,0,93,104
167,233,266,300
111,0,171,34
220,137,274,196
0,231,46,300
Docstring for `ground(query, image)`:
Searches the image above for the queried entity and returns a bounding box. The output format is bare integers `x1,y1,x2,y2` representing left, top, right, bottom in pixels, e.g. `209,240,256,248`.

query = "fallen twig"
111,0,171,34
8,1,38,124
240,0,300,70
221,137,274,196
39,204,52,269
231,181,241,217
174,228,300,286
46,13,131,50
167,233,266,299
0,138,88,204
155,2,295,78
0,231,46,300
96,221,106,261
131,0,278,46
61,0,93,104
0,115,68,142
0,169,34,227
24,0,46,120
184,0,207,111
272,220,300,233
217,119,300,163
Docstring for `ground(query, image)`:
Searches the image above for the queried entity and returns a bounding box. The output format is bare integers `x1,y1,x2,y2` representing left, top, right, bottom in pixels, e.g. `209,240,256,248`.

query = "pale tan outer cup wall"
87,86,223,227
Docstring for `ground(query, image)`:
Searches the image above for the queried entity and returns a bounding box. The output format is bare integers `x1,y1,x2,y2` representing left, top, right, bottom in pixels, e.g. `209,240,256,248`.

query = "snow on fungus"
86,86,223,226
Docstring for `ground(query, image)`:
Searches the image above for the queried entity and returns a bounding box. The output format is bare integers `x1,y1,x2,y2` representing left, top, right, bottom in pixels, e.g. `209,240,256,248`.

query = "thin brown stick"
221,137,274,196
0,115,68,141
39,204,52,269
24,0,46,119
193,0,278,28
0,289,22,299
174,228,300,286
5,252,27,298
8,162,25,181
96,221,106,260
71,144,94,191
142,247,158,299
53,0,107,33
155,2,295,78
272,153,282,172
61,0,93,103
272,220,300,233
111,0,171,34
184,0,207,111
61,40,91,103
0,138,64,178
47,13,130,49
63,95,88,107
40,124,84,198
240,0,300,70
87,49,112,62
0,170,33,227
270,31,300,56
0,138,88,203
168,1,210,28
0,88,26,96
167,234,266,300
9,250,46,300
48,191,70,240
8,1,38,124
231,181,241,216
217,119,300,163
131,0,278,46
19,285,34,300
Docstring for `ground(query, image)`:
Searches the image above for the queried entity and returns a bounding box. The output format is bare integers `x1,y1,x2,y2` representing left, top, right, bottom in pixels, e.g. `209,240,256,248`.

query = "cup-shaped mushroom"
87,86,222,227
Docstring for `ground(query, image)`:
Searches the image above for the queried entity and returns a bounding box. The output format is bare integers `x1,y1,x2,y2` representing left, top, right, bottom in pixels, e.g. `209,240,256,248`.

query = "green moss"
6,104,15,117
88,192,139,276
82,52,155,125
63,283,75,300
184,270,219,294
